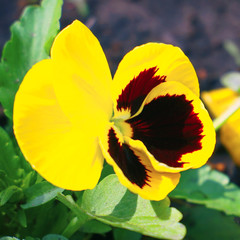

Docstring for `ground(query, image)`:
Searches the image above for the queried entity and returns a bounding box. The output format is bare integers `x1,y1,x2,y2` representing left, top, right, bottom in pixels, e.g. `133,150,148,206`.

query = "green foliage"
170,165,240,216
224,40,240,66
222,40,240,93
80,175,186,240
42,234,68,240
21,181,64,209
0,127,20,181
0,0,63,119
0,235,69,240
82,220,112,234
181,206,240,240
113,228,141,240
0,185,23,206
0,238,20,240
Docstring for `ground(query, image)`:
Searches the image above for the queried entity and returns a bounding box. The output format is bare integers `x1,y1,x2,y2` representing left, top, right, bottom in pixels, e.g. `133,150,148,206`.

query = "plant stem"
56,193,91,238
62,216,87,238
213,97,240,131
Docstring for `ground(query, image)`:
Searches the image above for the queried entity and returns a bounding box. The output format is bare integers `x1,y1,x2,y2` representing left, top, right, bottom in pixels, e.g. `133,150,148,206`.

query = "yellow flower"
202,88,240,166
13,20,215,200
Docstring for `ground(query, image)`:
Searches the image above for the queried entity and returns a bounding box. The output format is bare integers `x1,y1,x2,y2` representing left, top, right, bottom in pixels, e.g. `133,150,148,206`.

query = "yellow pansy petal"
51,20,113,120
202,88,239,116
125,81,215,173
202,88,240,166
99,127,180,200
13,59,105,190
112,43,199,118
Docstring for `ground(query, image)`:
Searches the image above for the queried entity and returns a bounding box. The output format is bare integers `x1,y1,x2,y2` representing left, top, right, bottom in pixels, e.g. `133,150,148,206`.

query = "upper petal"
13,59,106,190
126,81,216,173
112,43,199,118
51,20,113,120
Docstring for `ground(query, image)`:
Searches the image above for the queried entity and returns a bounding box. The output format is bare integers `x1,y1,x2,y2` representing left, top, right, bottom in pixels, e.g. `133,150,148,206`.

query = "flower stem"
213,97,240,131
62,216,88,238
56,193,91,237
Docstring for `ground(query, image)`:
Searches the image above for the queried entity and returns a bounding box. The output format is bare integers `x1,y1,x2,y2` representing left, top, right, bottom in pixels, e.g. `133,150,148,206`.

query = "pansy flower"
202,88,240,166
13,20,215,200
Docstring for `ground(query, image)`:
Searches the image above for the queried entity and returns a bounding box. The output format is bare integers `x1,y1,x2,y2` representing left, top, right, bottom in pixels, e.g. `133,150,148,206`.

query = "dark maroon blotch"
108,128,150,188
117,66,166,116
127,94,204,167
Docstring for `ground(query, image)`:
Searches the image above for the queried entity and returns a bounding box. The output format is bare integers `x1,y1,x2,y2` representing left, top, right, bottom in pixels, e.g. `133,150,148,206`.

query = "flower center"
112,116,133,138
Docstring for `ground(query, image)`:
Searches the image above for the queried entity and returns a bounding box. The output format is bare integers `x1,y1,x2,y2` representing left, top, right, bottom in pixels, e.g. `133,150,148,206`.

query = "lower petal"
13,60,104,190
126,81,216,172
99,126,180,200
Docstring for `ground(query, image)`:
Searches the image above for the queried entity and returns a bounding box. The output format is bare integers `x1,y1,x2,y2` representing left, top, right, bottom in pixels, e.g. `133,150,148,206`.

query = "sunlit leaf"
0,0,63,119
170,165,240,216
81,174,186,240
21,181,64,209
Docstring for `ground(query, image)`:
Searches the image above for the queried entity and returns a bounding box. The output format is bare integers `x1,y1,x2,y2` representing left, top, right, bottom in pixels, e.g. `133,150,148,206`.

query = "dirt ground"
1,0,240,177
1,0,240,86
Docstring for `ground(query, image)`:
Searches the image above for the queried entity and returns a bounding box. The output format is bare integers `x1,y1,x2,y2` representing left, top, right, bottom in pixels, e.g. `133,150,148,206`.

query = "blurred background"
1,0,240,89
0,0,240,176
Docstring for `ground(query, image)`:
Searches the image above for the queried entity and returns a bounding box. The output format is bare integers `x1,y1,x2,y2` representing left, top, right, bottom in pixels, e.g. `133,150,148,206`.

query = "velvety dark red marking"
117,67,166,116
108,128,150,188
126,94,204,167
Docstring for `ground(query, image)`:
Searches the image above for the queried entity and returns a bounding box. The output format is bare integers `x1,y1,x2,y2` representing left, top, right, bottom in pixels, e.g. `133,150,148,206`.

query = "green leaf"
220,71,240,93
0,127,20,180
82,219,112,234
113,228,141,240
181,205,240,240
21,171,38,189
42,235,68,240
0,185,22,206
22,200,69,237
21,181,64,209
25,238,40,240
0,238,19,240
17,208,27,228
0,0,63,119
170,165,240,216
82,174,186,240
224,40,240,66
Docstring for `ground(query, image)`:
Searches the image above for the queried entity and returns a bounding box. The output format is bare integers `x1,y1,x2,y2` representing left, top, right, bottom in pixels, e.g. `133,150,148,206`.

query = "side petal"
126,81,215,173
13,60,105,190
51,20,113,120
202,88,239,117
112,43,199,118
99,126,180,201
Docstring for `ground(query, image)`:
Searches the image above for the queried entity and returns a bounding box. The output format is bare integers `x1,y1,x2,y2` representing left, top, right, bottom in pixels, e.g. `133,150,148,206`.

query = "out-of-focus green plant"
67,0,89,17
0,1,240,240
